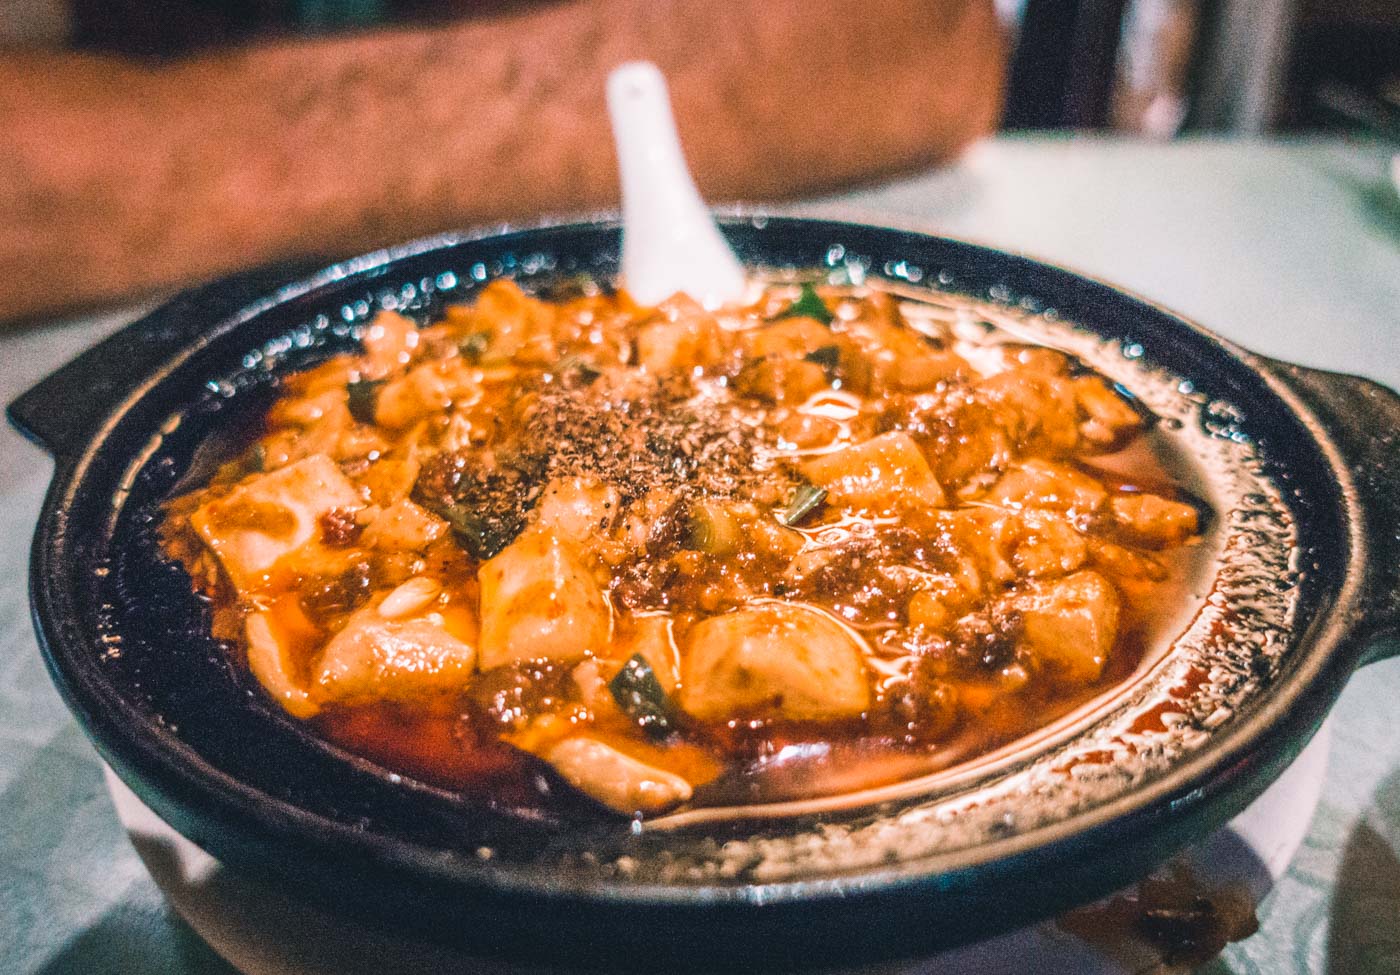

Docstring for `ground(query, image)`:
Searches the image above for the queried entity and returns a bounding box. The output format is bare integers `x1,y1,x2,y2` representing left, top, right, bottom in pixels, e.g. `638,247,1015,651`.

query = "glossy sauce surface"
162,278,1210,817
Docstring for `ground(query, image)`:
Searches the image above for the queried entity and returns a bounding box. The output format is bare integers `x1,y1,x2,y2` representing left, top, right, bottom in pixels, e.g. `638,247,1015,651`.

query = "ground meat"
318,507,363,547
467,660,578,732
949,608,1023,672
298,560,374,625
412,452,541,559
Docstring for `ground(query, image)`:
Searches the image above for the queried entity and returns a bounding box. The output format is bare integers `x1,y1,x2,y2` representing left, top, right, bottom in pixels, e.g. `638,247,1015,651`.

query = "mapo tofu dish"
162,277,1206,818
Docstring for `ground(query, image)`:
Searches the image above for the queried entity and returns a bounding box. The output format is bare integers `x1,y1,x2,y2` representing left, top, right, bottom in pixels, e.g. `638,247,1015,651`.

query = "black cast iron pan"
9,217,1400,970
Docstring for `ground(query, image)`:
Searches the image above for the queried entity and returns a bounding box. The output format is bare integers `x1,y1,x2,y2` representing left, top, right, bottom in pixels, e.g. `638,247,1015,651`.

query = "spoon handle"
607,61,746,307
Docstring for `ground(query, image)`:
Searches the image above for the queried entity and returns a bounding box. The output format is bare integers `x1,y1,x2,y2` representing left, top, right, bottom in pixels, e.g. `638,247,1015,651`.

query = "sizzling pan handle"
1259,358,1400,666
7,262,323,464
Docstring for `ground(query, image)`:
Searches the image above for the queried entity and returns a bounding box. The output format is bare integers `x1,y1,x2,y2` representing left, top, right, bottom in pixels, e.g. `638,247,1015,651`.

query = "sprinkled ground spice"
521,375,758,500
416,370,773,558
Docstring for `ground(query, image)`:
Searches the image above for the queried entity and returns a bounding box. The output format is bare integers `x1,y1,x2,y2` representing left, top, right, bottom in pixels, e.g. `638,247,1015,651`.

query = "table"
2,135,1397,974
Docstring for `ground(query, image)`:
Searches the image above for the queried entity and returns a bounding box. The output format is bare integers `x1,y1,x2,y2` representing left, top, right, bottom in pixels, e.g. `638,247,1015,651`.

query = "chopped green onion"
686,501,740,556
776,283,833,326
417,497,511,560
609,654,675,739
346,378,386,425
554,354,601,385
803,344,841,374
778,483,828,526
459,332,491,363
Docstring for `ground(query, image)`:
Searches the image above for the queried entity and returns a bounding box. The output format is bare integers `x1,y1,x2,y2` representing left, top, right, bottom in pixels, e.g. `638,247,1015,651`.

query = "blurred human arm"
0,0,1003,321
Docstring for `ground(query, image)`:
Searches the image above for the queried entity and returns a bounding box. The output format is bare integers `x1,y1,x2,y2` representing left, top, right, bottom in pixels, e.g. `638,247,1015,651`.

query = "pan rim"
23,214,1367,910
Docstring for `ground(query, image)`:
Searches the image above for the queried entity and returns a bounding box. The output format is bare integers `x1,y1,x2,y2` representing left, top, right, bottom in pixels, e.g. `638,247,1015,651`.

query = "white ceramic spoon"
606,61,746,308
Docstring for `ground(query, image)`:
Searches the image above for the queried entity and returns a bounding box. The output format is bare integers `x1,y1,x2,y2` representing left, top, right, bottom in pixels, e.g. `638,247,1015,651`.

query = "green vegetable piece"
778,483,828,526
459,332,491,363
686,500,740,556
247,443,267,473
609,653,675,739
555,354,601,385
803,344,841,375
777,283,833,326
346,378,386,425
419,498,512,560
